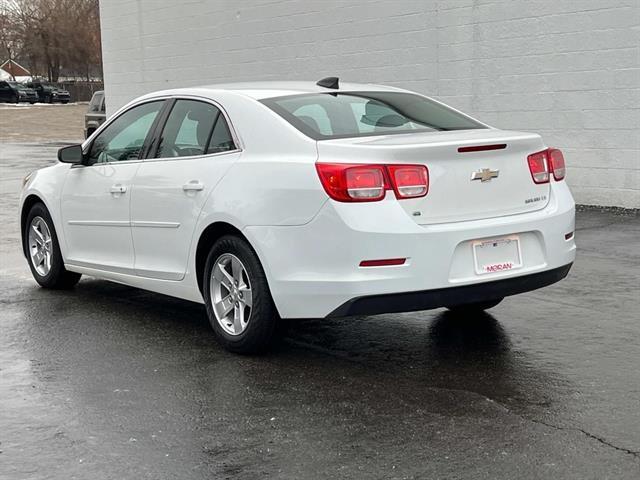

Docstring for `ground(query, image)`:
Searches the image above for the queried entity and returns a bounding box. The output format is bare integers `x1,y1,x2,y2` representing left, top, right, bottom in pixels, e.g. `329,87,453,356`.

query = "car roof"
204,81,409,99
143,81,410,101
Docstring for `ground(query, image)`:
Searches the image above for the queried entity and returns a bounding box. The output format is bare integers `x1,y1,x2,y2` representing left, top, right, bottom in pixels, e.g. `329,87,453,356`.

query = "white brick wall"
100,0,640,207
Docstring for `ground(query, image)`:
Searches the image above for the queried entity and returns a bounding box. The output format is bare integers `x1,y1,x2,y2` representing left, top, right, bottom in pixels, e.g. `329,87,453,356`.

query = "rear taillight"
548,148,566,181
316,163,428,202
527,150,550,184
387,165,429,198
316,164,387,202
345,165,387,200
527,148,566,184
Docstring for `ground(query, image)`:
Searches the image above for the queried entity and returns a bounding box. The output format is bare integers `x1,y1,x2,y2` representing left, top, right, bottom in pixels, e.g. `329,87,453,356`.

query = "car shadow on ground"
21,277,566,415
4,277,592,479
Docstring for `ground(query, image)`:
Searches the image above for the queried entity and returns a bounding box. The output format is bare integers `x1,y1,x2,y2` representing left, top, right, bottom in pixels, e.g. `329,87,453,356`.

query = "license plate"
472,235,522,275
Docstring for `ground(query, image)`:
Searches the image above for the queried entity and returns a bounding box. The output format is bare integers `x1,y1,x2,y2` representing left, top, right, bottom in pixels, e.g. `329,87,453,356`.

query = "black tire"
14,94,19,104
24,202,81,289
61,100,69,104
446,298,503,313
203,235,279,354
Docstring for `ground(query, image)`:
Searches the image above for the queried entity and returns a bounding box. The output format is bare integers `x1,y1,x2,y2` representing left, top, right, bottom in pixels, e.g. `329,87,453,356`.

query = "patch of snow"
0,102,85,109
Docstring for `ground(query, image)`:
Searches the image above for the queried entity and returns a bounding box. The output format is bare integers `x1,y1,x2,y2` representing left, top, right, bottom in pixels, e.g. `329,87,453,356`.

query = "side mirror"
58,144,84,164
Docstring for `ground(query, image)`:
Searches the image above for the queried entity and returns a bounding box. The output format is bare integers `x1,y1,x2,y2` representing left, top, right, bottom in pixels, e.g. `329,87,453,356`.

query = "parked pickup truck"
85,90,106,138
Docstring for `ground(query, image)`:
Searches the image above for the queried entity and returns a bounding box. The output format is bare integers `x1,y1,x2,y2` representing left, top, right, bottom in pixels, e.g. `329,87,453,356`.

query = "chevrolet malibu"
20,78,576,353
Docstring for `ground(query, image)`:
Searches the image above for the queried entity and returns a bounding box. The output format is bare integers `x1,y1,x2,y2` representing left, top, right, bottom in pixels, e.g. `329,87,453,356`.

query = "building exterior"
0,59,31,79
99,0,639,208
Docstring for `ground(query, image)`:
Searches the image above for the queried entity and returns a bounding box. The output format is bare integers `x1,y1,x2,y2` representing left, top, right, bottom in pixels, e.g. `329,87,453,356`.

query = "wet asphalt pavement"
1,143,639,479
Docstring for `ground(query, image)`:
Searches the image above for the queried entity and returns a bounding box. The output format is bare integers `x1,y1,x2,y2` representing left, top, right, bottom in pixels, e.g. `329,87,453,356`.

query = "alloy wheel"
210,253,253,335
28,216,53,276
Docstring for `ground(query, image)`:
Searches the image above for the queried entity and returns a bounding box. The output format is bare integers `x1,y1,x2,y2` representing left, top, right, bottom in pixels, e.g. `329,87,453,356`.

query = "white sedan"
20,78,576,353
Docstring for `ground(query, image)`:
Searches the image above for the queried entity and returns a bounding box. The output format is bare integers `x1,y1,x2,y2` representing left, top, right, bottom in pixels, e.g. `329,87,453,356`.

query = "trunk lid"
317,129,550,225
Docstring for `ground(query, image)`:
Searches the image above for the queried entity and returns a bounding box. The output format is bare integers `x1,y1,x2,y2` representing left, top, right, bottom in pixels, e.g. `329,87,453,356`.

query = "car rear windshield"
261,91,486,140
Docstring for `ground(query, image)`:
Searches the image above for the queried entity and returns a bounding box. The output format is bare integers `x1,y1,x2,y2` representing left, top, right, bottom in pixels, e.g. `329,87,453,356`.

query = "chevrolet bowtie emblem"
471,168,500,182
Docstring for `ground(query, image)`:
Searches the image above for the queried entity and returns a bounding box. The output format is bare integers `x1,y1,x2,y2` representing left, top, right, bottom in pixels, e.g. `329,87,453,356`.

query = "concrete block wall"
100,0,639,207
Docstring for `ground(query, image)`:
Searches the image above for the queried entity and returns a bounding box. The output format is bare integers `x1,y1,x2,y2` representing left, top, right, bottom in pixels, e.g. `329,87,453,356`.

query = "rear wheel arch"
195,222,250,295
195,221,281,323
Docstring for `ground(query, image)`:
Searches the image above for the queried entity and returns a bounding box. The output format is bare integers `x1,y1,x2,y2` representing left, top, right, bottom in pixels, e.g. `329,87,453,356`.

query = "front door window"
87,101,163,164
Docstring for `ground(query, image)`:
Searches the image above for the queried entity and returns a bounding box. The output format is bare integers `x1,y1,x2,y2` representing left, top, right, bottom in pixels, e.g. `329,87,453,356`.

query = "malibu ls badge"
471,168,499,182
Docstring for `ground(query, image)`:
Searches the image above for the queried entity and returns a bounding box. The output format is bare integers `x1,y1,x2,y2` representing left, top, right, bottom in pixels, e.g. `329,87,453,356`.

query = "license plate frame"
472,235,523,275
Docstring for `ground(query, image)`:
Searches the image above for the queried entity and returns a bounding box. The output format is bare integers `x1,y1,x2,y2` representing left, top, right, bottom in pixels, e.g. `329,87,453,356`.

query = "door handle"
182,181,204,192
110,184,127,194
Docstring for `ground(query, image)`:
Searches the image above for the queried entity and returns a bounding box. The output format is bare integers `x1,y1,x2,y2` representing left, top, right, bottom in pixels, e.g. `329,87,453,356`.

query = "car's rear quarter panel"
183,91,328,300
194,90,327,228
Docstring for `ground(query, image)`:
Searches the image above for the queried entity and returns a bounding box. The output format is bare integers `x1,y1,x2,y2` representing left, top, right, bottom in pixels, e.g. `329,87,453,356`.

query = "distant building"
0,59,31,78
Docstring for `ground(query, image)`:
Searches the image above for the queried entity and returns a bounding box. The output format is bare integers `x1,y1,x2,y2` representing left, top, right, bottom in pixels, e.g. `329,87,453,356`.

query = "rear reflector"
359,258,406,267
316,163,428,202
458,144,507,153
387,165,429,198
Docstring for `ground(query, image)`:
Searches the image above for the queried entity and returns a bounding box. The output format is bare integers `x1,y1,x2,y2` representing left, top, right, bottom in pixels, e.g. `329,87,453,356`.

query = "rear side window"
261,91,485,140
156,99,235,158
207,113,235,153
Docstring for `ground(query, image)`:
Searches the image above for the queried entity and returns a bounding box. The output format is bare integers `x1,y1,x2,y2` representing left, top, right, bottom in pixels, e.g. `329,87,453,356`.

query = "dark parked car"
0,81,38,104
85,90,106,138
26,81,70,103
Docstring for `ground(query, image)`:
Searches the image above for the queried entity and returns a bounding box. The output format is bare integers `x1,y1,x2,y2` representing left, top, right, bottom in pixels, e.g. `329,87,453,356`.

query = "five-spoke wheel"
211,253,253,335
203,235,278,354
24,202,81,289
28,216,53,276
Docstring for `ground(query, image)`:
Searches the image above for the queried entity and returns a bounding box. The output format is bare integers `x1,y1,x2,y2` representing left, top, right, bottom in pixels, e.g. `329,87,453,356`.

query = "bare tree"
65,0,102,81
0,8,22,79
2,0,102,82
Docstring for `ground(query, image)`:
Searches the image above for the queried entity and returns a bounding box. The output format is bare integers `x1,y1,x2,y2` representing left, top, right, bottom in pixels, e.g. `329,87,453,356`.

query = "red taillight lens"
527,150,550,184
548,148,566,181
316,163,387,202
527,148,566,184
387,165,429,198
346,166,386,200
316,163,429,202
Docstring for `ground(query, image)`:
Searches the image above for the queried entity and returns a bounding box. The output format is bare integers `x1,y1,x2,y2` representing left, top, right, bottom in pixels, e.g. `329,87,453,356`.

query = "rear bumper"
245,182,576,319
327,262,572,317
